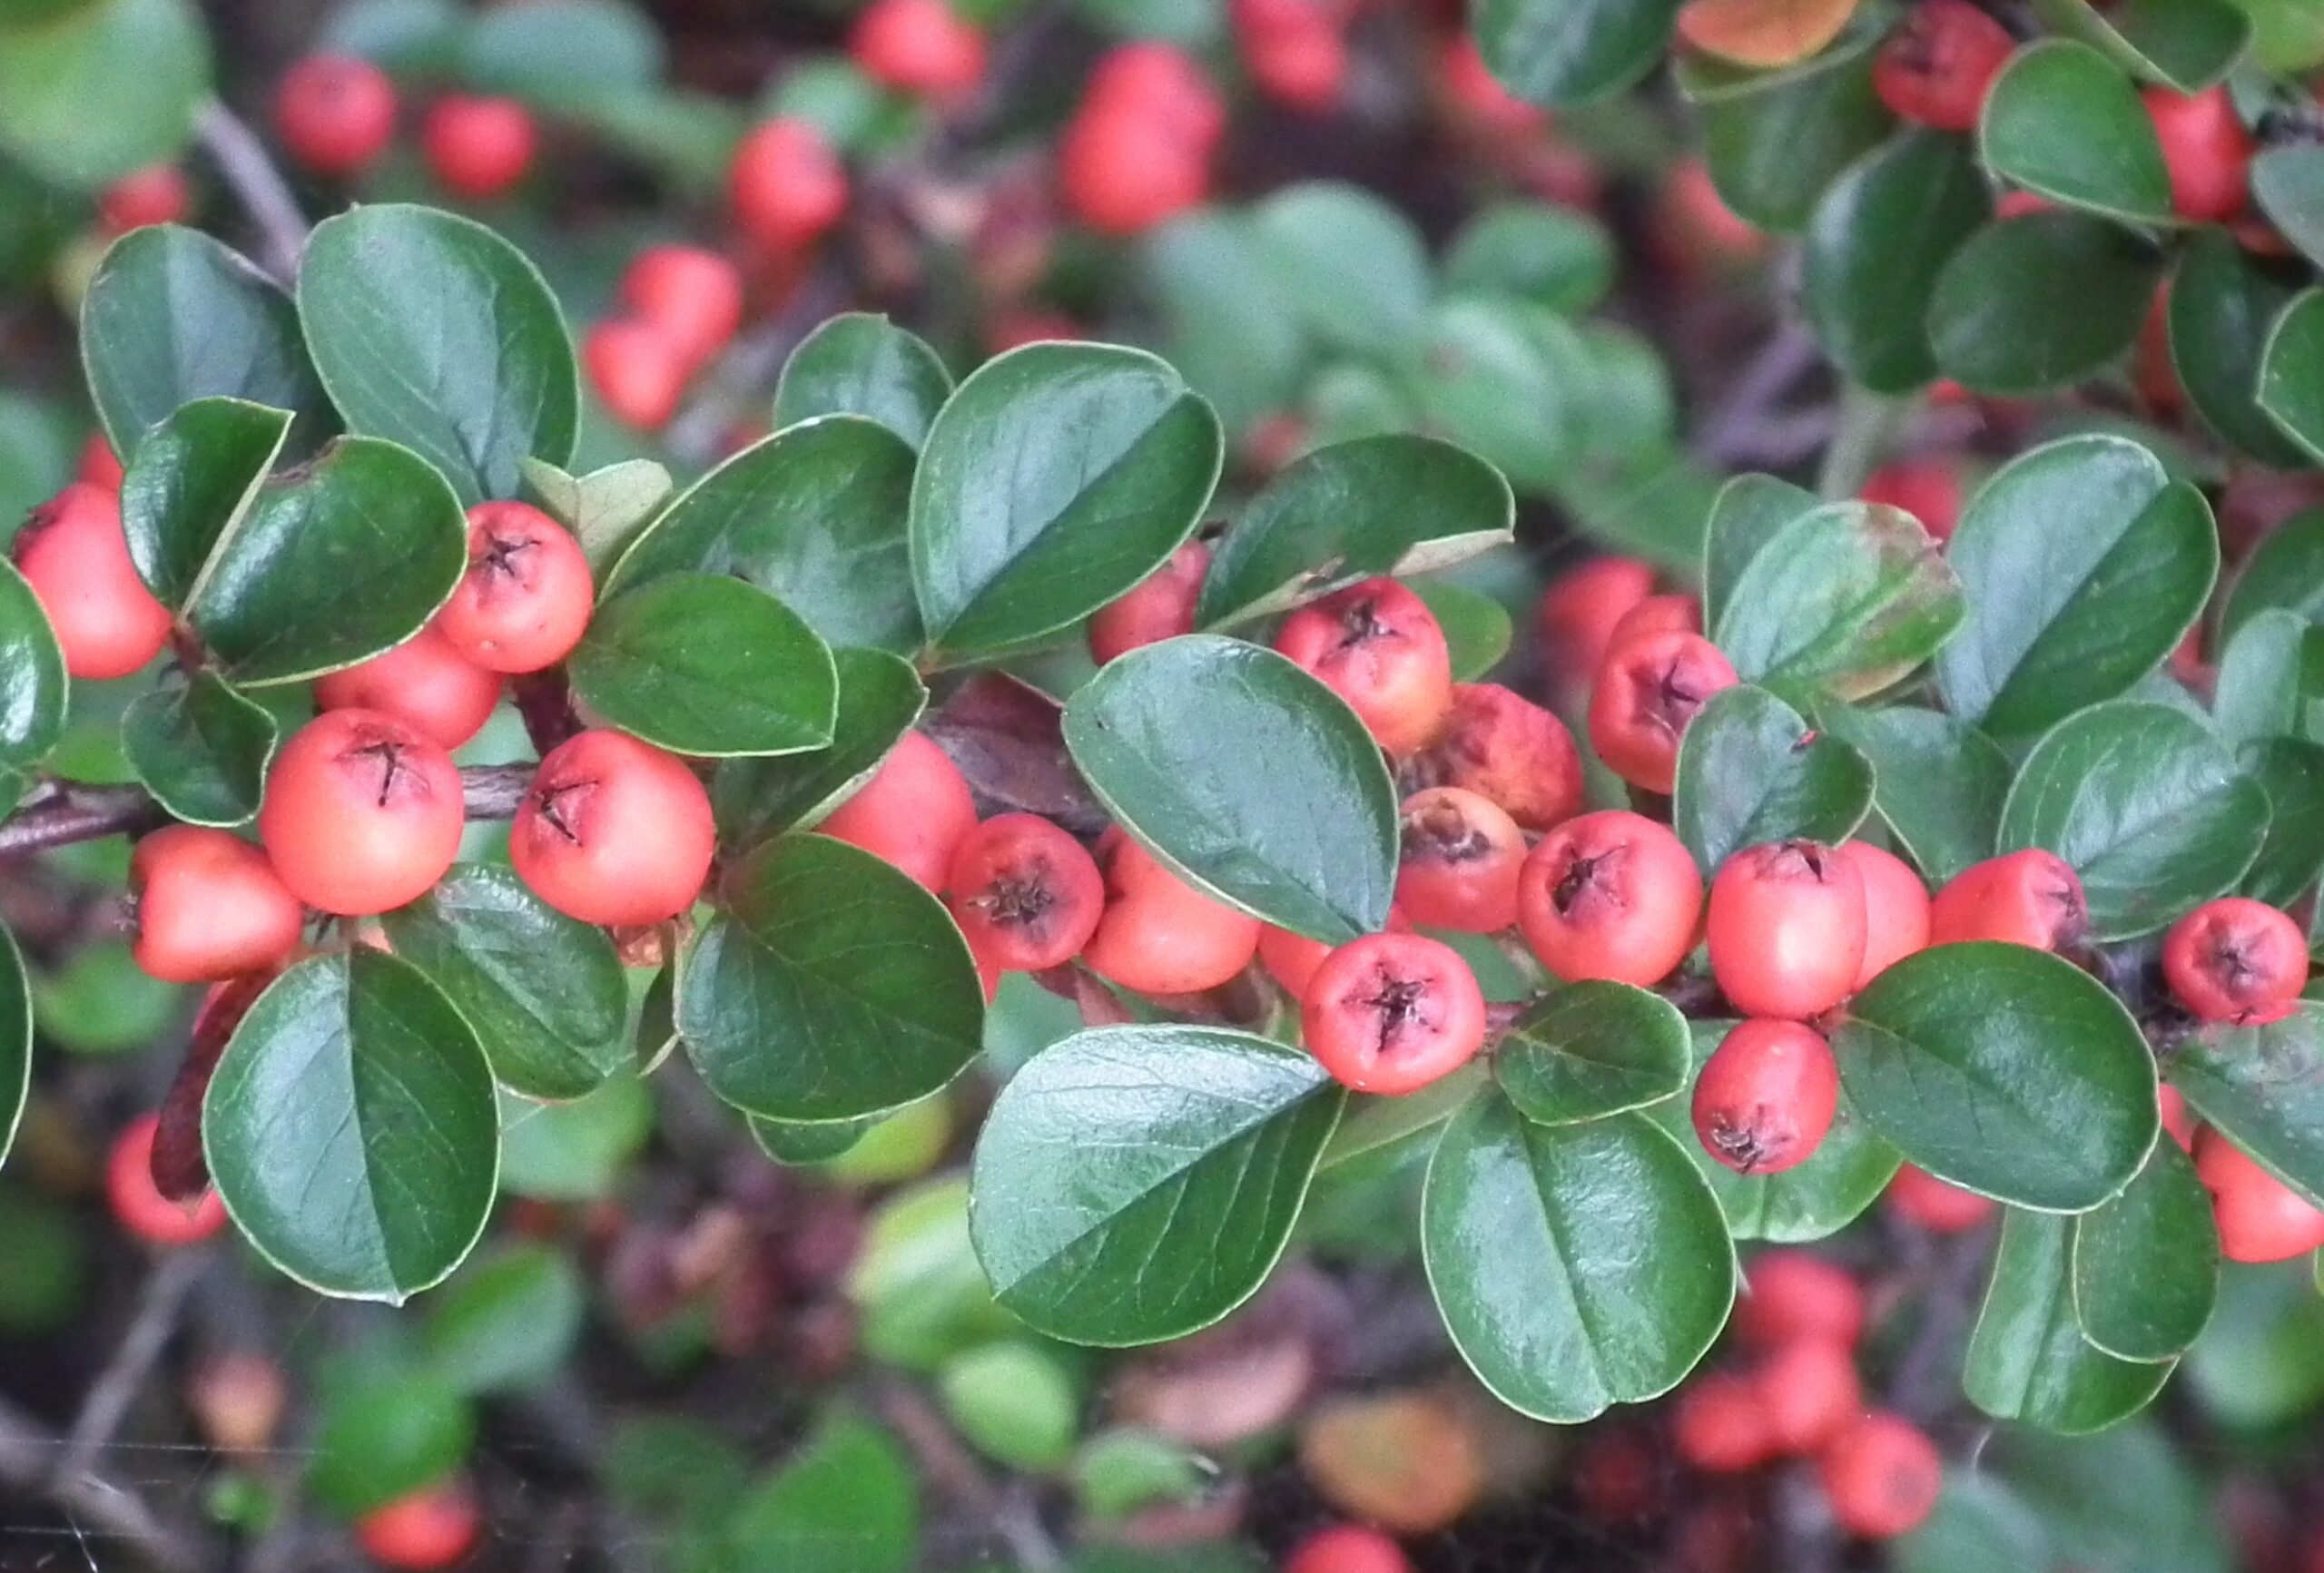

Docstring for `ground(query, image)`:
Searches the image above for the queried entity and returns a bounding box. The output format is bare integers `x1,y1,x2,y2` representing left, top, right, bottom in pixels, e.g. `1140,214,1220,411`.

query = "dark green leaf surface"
726,1417,919,1573
0,0,209,187
1699,37,1892,235
520,456,671,578
204,951,499,1303
2167,1003,2324,1207
2221,506,2324,642
568,573,837,757
1998,701,2269,939
608,416,921,654
713,648,927,849
2170,231,2313,465
121,672,278,826
0,559,66,809
2072,1139,2219,1362
969,1026,1344,1345
299,204,579,505
2213,608,2324,744
1470,0,1679,104
1935,436,2216,736
2253,148,2324,272
1495,981,1689,1125
1817,702,2009,885
1835,944,2159,1212
1701,473,1817,630
306,1366,473,1514
380,866,631,1102
457,0,662,103
1977,42,2172,223
679,834,983,1122
1063,635,1397,944
2258,288,2324,462
0,927,26,1170
419,1242,586,1394
1406,299,1587,493
1423,1096,1734,1421
1443,202,1615,314
1965,1209,2175,1431
2240,739,2324,905
2029,0,2250,90
751,1112,873,1165
1929,213,2162,396
1250,183,1431,354
911,342,1220,660
1196,436,1514,629
1672,684,1873,876
774,313,953,448
117,398,293,608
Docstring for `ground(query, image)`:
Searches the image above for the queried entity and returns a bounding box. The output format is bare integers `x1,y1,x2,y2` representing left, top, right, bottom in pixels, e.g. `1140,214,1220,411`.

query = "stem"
58,1252,207,1483
1815,384,1908,499
193,99,309,283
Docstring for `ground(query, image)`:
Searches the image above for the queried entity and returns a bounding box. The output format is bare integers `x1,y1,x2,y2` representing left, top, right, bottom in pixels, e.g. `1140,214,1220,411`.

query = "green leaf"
2171,231,2313,465
911,343,1222,661
1803,130,1994,394
2221,506,2324,643
751,1111,873,1165
1249,183,1431,356
851,1175,1014,1369
2031,0,2251,91
1934,436,2217,737
2072,1139,2220,1362
117,398,294,609
1574,322,1678,458
1423,1095,1733,1421
773,313,953,449
2213,608,2324,744
2258,287,2324,463
1701,472,1817,630
2253,148,2324,272
606,418,924,654
1965,1209,2175,1432
204,951,499,1303
969,1026,1344,1346
726,1417,918,1573
1896,1475,2058,1573
0,0,209,187
1063,635,1397,944
1672,684,1873,876
1994,1423,2235,1573
939,1341,1079,1470
1835,944,2159,1212
2240,739,2324,906
379,866,631,1102
0,558,66,811
458,0,662,104
1141,211,1307,436
712,648,927,849
299,204,580,506
1443,202,1616,315
1977,42,2174,224
418,1242,586,1394
1494,981,1689,1125
320,0,465,71
307,1364,473,1514
1196,436,1514,630
568,573,837,757
679,834,983,1122
80,227,334,458
121,672,278,827
1699,35,1893,235
520,456,671,579
2167,1002,2324,1208
185,436,469,686
1998,701,2269,939
0,927,27,1170
1929,212,2162,396
1406,298,1588,492
498,1076,652,1202
1413,579,1515,683
1469,0,1679,104
1816,703,2009,885
1713,499,1965,701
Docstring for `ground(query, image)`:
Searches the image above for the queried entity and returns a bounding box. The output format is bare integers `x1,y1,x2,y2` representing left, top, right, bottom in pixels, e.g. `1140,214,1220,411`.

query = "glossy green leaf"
0,558,66,811
0,927,27,1170
1701,473,1817,630
185,436,468,685
0,0,209,187
121,672,278,827
2170,231,2312,465
751,1111,873,1165
607,416,922,654
726,1416,919,1573
1470,0,1679,104
80,226,334,458
940,1340,1079,1471
2072,1139,2219,1362
2258,288,2324,462
1816,702,2008,885
1966,1209,2175,1431
1977,42,2173,224
2213,608,2324,744
520,456,671,579
1803,130,1994,394
1250,183,1431,355
1835,943,2159,1212
1672,684,1873,876
1423,1096,1734,1421
1443,202,1616,315
2240,739,2324,905
911,342,1221,660
1699,34,1892,235
380,866,630,1102
713,648,927,850
970,1026,1344,1345
117,398,293,608
306,1365,473,1514
419,1242,586,1394
299,204,579,506
1998,701,2269,939
1495,981,1689,1125
1406,298,1587,492
2167,1003,2324,1207
679,834,983,1122
568,573,837,757
1413,579,1515,683
2031,0,2250,89
1063,635,1398,944
2222,506,2324,643
1196,436,1514,629
1935,436,2217,736
774,312,953,449
204,951,499,1303
1929,213,2162,396
2253,147,2324,271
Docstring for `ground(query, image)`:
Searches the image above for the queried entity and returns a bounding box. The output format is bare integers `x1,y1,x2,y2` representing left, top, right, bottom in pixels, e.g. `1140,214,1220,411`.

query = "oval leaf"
568,573,838,757
1495,980,1690,1125
1929,212,2162,396
0,557,67,808
2166,1002,2324,1208
1674,0,1862,67
2258,287,2324,463
418,1242,586,1394
1673,684,1874,876
121,671,279,826
2240,738,2324,906
2031,0,2250,92
1699,36,1893,235
2169,229,2313,466
1977,41,2173,224
118,397,294,608
773,313,953,449
520,456,671,578
1702,473,1817,631
2221,505,2324,642
1251,183,1433,356
712,648,927,850
0,0,209,188
752,1112,874,1165
1965,1209,2175,1432
1817,702,2010,885
1472,0,1680,105
2071,1139,2220,1362
2211,608,2324,746
2254,147,2324,272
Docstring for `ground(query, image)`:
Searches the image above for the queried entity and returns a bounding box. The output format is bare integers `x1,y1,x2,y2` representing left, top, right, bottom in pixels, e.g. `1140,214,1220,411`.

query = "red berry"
1655,159,1768,271
1587,629,1738,796
616,246,746,370
1234,0,1348,110
944,813,1105,972
1928,849,2086,951
129,826,306,984
1088,43,1227,144
275,54,399,178
1394,786,1524,934
818,731,979,890
106,1114,228,1246
314,624,505,751
1284,1523,1412,1573
2146,86,2253,223
511,730,714,927
1859,458,1964,543
10,482,173,679
1707,841,1866,1020
1273,577,1455,756
355,1480,481,1570
1301,931,1486,1095
1838,841,1931,990
2196,1127,2324,1263
1871,0,2014,133
420,95,536,202
258,709,464,916
1088,540,1208,664
77,431,124,492
1758,1336,1863,1455
1692,1018,1841,1176
1261,924,1334,998
1059,45,1221,235
435,502,595,674
2162,897,2309,1023
1517,810,1704,988
1818,1411,1941,1539
97,164,190,233
1603,592,1701,657
1673,1371,1775,1473
1735,1249,1865,1352
1536,555,1655,693
1883,1162,1996,1234
1408,682,1584,832
851,0,988,98
731,119,849,252
1441,35,1548,135
585,318,692,432
1082,832,1260,996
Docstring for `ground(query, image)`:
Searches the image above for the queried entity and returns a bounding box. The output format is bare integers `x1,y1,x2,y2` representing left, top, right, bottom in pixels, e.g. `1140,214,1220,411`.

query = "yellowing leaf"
1675,0,1862,67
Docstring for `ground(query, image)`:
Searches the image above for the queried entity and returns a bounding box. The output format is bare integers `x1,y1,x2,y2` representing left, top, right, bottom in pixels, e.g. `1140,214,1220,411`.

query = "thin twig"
194,99,309,283
1698,326,1823,466
58,1251,207,1483
872,1378,1066,1573
0,1392,211,1573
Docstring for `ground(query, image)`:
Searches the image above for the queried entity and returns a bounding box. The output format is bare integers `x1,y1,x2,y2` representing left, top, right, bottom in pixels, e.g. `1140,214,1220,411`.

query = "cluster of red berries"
1231,0,1354,112
276,53,536,201
584,246,747,430
1060,44,1226,235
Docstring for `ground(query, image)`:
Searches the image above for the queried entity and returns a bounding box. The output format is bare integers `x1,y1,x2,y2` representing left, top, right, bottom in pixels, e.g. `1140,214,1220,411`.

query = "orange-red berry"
1673,1371,1775,1473
1707,841,1866,1020
2146,86,2253,223
1536,555,1655,693
1859,459,1964,543
97,165,191,233
1394,786,1525,934
1692,1018,1840,1176
1406,682,1584,832
1882,1162,1996,1234
1082,833,1260,996
1837,841,1931,990
258,709,464,916
818,732,979,890
731,119,849,252
314,624,505,751
1758,1336,1862,1455
130,827,306,984
1301,931,1486,1095
10,482,172,680
107,1114,228,1247
585,318,692,432
1284,1523,1412,1573
436,502,595,675
1928,849,2086,951
945,813,1105,972
1587,630,1738,796
2197,1127,2324,1263
275,54,398,177
1817,1411,1941,1539
1871,0,2014,133
617,245,746,370
1088,540,1209,664
2162,897,2309,1024
355,1480,481,1570
1735,1249,1865,1352
511,730,715,927
851,0,988,98
1274,577,1455,756
421,94,535,201
1517,811,1704,987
